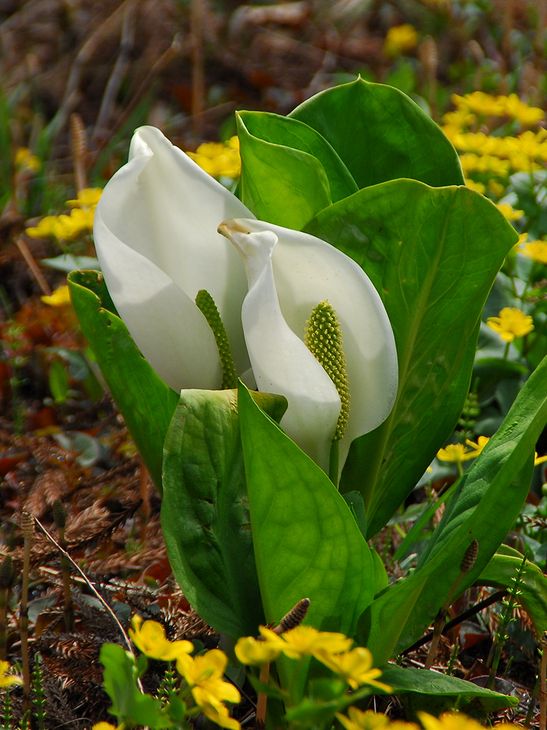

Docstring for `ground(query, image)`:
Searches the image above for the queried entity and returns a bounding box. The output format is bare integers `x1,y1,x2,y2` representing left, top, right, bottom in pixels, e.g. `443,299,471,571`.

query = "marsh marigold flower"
486,307,534,343
236,624,352,665
0,660,23,688
419,711,522,730
384,24,418,56
15,147,41,173
337,708,417,729
187,137,241,179
129,615,193,661
41,285,71,307
520,239,547,265
315,646,391,692
176,650,240,730
436,443,477,463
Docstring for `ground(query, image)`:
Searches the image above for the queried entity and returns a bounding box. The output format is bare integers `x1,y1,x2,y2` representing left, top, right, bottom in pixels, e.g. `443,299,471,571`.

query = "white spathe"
94,126,398,472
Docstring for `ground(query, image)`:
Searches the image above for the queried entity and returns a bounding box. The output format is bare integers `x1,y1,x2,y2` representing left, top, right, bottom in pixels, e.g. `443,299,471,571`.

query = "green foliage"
100,644,169,728
308,182,518,535
162,388,286,638
68,270,179,490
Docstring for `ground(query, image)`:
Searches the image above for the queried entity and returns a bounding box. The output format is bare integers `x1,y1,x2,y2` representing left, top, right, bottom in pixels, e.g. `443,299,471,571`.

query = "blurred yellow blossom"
91,724,122,730
66,187,103,208
15,147,41,173
337,708,418,729
495,202,524,222
437,443,477,463
41,285,71,307
464,179,485,194
465,436,490,456
520,239,547,264
486,307,534,342
419,711,522,730
129,615,193,661
187,137,240,178
315,646,391,691
176,650,240,730
0,660,23,688
384,24,418,56
26,207,95,241
449,92,544,126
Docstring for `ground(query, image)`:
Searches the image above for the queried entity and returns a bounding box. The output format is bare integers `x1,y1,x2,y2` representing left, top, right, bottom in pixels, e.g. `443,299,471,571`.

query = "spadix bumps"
93,126,397,472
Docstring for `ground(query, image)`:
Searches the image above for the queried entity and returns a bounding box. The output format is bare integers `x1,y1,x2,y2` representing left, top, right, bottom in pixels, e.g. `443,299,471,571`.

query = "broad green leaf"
238,382,376,700
162,388,285,638
68,270,179,491
290,77,464,188
237,110,357,227
363,356,547,659
237,113,331,229
307,181,518,536
478,545,547,636
381,665,517,713
100,644,169,728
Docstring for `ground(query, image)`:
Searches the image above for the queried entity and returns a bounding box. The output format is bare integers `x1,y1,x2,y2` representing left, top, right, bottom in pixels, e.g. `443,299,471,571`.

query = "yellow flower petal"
129,615,193,661
41,285,71,307
486,307,534,343
0,660,23,688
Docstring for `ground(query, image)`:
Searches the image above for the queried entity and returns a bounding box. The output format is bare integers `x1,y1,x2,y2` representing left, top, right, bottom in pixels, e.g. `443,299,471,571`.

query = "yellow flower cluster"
26,187,102,242
442,92,545,196
187,137,241,179
384,24,418,57
235,624,390,692
336,709,524,730
486,306,534,343
450,92,544,126
15,146,41,173
129,616,240,730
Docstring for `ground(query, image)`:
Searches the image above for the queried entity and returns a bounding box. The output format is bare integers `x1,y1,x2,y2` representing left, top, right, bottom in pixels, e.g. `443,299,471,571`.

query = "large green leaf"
381,665,517,714
237,116,328,229
237,382,374,634
290,77,464,188
161,388,285,639
307,181,518,536
237,110,357,227
68,270,178,491
362,356,547,660
478,545,547,636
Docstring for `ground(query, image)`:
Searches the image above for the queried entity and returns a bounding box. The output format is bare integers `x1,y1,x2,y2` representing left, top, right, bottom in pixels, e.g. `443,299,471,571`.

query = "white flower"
94,126,398,471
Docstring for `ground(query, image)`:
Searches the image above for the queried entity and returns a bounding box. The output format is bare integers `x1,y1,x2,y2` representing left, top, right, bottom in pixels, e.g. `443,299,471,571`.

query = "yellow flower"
186,137,241,179
91,723,123,730
234,634,283,665
177,650,240,729
15,147,41,173
337,708,418,729
465,436,490,457
496,203,524,222
66,187,103,208
26,207,95,241
0,660,23,688
436,443,477,463
129,615,193,661
419,711,522,730
384,24,418,56
314,646,391,692
235,624,352,665
520,239,547,264
486,307,534,343
464,179,485,195
41,285,71,307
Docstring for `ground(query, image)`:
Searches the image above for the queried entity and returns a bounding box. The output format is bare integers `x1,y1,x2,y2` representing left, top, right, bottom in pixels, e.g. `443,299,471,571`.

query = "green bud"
195,289,238,389
304,300,350,440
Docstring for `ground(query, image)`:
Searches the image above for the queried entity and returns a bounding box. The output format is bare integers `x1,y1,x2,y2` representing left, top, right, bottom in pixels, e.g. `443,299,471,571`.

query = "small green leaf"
290,77,464,188
478,545,547,636
68,270,179,491
99,644,169,728
162,388,286,638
